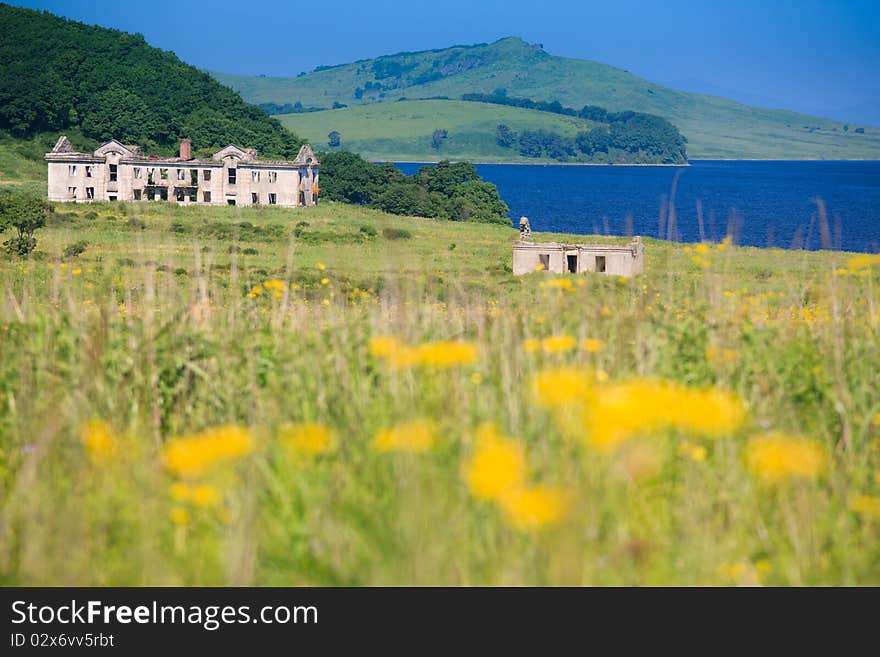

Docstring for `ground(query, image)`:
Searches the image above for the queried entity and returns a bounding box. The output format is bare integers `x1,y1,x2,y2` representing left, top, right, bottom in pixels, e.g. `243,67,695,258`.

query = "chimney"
179,138,191,160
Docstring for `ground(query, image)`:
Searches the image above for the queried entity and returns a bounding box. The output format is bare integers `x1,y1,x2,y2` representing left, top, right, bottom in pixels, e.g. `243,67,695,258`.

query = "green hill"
0,3,303,158
278,100,603,162
213,37,880,160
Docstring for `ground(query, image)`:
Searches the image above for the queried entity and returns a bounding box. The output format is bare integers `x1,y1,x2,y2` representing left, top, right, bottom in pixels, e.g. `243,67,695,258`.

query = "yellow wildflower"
849,495,880,519
463,426,526,500
846,254,880,271
540,335,576,353
191,484,220,508
695,243,710,254
497,485,568,530
587,379,746,451
369,335,406,359
410,340,478,367
372,419,436,453
279,422,336,457
531,367,593,409
470,372,483,385
581,338,604,353
79,419,117,465
71,268,82,276
706,345,738,365
263,279,285,291
523,338,541,353
678,441,707,462
246,285,263,298
320,277,329,285
541,278,574,291
316,262,326,271
170,507,190,525
162,425,254,478
744,432,825,484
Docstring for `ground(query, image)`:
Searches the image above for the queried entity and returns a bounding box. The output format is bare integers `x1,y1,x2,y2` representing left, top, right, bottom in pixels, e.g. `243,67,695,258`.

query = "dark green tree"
431,129,448,150
328,131,341,148
495,124,517,148
0,192,53,256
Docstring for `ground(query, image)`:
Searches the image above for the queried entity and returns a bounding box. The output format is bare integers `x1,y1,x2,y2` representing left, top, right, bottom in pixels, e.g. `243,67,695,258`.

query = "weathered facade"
513,237,645,277
45,136,319,208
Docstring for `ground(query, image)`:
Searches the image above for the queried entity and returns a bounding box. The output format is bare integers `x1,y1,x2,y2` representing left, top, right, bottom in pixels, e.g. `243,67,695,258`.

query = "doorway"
595,256,606,273
567,255,578,273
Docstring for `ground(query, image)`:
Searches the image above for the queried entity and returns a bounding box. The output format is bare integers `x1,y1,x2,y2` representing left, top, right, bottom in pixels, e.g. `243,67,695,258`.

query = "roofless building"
45,137,319,208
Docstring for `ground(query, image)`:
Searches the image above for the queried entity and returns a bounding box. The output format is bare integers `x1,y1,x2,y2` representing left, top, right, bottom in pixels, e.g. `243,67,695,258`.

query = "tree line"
0,4,304,158
464,91,688,163
317,152,509,224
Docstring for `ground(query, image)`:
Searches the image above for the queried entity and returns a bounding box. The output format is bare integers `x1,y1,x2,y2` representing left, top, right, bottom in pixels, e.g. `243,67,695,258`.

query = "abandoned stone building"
513,237,645,277
45,137,319,208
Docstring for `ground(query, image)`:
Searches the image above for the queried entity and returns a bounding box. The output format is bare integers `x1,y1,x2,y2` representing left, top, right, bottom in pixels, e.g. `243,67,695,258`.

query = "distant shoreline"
377,160,690,167
379,158,880,166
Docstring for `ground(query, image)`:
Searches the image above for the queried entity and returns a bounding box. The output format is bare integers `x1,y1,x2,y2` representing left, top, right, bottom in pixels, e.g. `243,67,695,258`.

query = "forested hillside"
0,3,303,157
215,36,880,159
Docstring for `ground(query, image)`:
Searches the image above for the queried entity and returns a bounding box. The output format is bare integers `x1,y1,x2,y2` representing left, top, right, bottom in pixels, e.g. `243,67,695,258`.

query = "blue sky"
13,0,880,125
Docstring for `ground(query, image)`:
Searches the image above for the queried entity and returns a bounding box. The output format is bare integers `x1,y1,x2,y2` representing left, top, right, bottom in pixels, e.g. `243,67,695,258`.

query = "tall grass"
0,201,878,585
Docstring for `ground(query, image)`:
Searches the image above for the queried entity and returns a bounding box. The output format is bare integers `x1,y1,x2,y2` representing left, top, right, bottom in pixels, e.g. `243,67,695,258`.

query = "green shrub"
359,225,378,238
62,240,89,259
382,227,412,240
126,217,146,230
242,247,259,255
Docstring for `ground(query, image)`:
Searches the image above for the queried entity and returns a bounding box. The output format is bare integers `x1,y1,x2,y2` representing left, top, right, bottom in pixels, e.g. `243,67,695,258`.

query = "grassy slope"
277,100,598,162
213,37,880,160
2,200,878,586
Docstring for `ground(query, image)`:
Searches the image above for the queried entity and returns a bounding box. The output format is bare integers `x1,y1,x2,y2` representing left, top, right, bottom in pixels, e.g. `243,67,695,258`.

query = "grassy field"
0,199,879,585
278,100,598,162
214,37,880,160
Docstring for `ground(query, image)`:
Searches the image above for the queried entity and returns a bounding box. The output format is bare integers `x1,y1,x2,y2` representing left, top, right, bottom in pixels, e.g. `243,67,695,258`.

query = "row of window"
67,165,288,185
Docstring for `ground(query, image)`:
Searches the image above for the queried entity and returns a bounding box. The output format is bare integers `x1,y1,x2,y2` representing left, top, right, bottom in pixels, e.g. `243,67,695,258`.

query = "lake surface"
394,160,880,252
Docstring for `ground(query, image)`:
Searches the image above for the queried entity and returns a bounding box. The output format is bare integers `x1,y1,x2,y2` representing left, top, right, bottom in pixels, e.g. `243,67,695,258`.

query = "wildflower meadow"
0,200,878,586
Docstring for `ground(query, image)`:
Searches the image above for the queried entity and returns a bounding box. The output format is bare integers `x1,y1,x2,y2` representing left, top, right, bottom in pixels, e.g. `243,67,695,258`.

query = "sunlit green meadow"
0,200,878,586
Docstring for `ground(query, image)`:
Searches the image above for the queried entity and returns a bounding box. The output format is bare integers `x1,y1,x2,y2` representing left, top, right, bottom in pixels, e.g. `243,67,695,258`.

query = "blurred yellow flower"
369,337,477,369
531,367,592,409
279,422,336,456
581,338,604,353
849,495,880,519
79,419,117,464
411,340,478,367
71,268,82,276
706,345,738,365
498,485,568,530
846,254,880,271
263,279,285,291
678,441,707,462
586,379,746,451
540,335,576,353
523,338,541,353
744,432,825,484
470,372,483,385
246,285,263,298
463,426,526,501
541,278,574,291
320,277,329,285
162,425,254,478
369,335,406,359
170,507,190,525
316,262,326,270
695,243,711,254
372,419,436,453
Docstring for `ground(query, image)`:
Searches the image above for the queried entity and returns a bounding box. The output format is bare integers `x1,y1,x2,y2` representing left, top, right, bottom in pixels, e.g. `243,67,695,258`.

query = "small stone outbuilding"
513,237,644,277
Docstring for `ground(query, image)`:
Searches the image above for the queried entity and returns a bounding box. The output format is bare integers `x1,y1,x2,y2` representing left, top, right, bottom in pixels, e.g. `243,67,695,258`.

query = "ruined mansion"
45,137,319,208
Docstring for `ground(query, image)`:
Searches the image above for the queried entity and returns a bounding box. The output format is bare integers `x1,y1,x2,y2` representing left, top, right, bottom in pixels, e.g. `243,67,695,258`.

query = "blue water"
394,160,880,252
